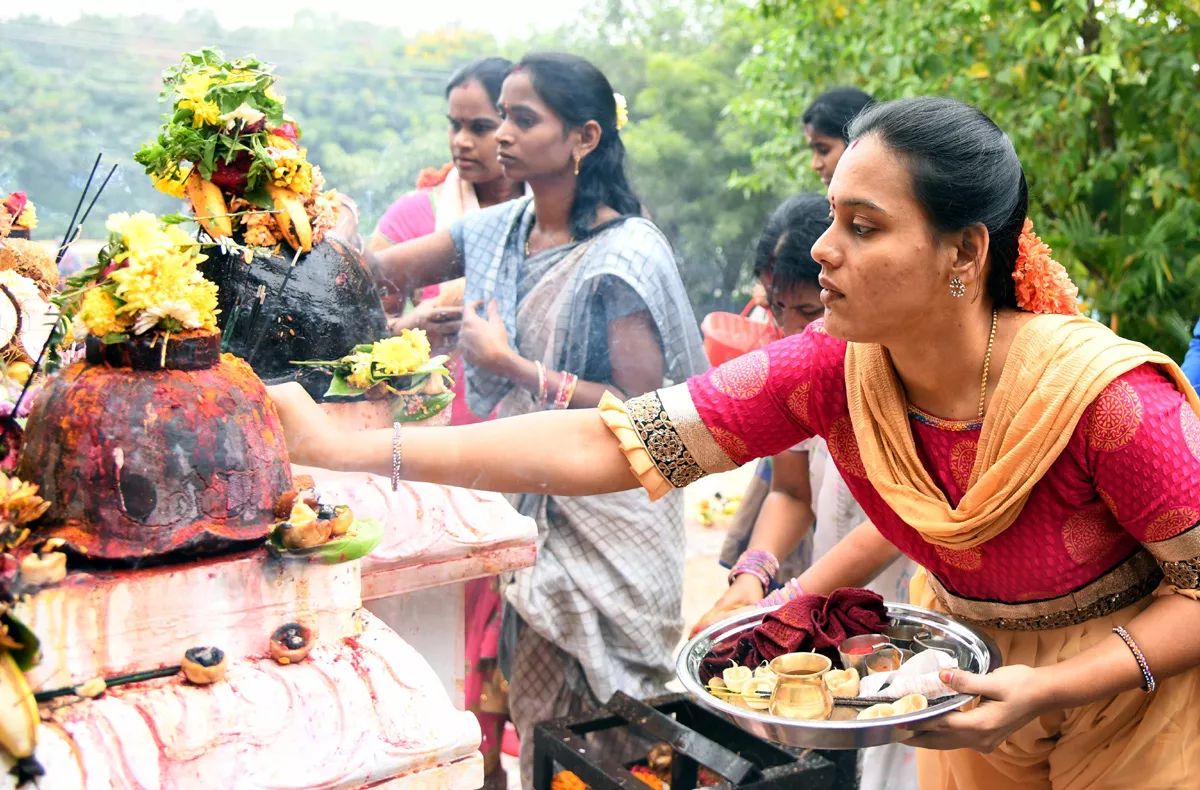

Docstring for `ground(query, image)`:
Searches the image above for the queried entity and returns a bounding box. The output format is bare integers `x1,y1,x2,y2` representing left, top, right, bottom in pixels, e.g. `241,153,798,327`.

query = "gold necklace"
978,309,998,419
523,224,574,257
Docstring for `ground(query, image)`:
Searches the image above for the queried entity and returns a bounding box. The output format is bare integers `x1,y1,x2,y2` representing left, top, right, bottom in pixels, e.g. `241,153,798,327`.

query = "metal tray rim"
675,602,1002,747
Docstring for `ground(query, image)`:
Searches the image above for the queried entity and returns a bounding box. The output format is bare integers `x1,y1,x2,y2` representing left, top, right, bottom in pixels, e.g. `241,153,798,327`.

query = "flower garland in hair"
1011,219,1080,316
415,162,453,190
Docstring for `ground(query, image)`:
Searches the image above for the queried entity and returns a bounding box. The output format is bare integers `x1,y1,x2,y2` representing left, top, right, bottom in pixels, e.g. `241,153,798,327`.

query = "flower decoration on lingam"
134,48,342,255
65,211,219,355
292,331,455,423
132,48,388,393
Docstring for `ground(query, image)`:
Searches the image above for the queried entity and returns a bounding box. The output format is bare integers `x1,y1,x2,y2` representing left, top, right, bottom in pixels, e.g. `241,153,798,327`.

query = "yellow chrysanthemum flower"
399,328,431,357
176,72,222,128
107,211,171,256
110,254,193,316
346,351,375,389
78,288,132,338
14,204,36,230
152,166,192,199
371,331,431,377
184,277,220,332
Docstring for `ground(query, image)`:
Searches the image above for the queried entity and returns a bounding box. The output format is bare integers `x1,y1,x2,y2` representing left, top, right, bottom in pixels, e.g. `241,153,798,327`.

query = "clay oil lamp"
269,622,313,665
182,646,227,685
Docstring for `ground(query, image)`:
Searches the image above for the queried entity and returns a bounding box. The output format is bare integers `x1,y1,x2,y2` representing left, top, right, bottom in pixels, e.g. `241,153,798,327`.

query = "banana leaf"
1,613,40,671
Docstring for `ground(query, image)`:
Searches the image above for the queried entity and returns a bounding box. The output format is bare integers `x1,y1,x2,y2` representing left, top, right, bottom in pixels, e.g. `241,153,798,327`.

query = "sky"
0,0,590,38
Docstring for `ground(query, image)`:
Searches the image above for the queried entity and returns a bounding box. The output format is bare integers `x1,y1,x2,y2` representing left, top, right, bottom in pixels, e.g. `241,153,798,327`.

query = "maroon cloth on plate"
700,588,888,683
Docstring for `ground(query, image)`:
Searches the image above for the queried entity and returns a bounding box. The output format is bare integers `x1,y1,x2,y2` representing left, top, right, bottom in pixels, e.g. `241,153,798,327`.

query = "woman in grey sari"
370,52,707,785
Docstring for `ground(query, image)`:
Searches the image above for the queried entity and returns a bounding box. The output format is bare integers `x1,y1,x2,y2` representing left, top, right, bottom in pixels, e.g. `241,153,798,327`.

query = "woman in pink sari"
369,56,525,427
272,97,1200,789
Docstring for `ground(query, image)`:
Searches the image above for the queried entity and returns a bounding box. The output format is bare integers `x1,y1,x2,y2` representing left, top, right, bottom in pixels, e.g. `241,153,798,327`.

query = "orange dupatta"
845,313,1200,550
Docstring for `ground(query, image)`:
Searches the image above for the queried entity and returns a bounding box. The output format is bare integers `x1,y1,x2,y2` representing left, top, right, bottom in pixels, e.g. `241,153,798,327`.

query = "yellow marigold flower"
79,288,131,338
346,351,374,389
177,72,213,105
152,166,192,199
14,204,36,230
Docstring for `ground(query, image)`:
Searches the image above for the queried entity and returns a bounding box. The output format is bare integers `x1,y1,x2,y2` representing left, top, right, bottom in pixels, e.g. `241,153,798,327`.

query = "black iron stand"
532,692,858,790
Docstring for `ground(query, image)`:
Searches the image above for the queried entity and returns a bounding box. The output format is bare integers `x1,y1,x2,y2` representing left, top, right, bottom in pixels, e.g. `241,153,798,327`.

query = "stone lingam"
17,331,292,563
202,234,390,401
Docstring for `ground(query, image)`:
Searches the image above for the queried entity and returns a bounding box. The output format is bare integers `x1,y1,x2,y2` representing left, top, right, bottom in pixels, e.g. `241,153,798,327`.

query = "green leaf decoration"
393,390,455,423
324,372,367,398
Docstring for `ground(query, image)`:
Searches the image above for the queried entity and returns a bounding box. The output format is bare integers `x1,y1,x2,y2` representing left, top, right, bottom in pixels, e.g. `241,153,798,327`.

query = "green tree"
732,0,1200,358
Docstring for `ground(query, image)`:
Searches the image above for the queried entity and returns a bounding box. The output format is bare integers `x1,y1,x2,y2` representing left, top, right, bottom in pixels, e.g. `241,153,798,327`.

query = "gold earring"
573,153,581,176
950,277,966,297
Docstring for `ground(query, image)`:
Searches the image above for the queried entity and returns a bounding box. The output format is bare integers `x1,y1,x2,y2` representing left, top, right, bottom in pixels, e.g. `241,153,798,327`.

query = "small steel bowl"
883,624,931,651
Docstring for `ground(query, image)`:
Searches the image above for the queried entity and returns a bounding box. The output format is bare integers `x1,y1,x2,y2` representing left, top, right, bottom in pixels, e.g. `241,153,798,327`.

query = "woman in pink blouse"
271,97,1200,789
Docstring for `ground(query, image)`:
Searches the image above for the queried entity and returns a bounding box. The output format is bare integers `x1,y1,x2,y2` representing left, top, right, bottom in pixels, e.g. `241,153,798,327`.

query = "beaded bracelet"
552,373,579,411
1113,626,1156,693
729,549,780,591
534,361,549,408
391,421,402,492
759,578,803,608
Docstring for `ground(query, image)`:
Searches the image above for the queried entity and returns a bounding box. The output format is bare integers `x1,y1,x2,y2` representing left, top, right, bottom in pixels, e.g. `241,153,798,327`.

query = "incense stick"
34,665,182,703
56,153,102,263
61,163,118,254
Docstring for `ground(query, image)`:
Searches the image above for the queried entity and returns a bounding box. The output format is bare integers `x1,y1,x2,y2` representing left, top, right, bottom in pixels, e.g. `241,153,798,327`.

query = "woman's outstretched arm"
269,382,641,496
368,230,462,298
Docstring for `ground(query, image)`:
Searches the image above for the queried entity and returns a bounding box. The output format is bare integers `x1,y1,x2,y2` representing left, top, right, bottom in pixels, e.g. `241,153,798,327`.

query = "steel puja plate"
676,603,1002,750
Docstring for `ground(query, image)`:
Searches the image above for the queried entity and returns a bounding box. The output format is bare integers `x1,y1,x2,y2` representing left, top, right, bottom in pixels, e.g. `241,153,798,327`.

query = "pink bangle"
729,549,779,590
759,578,803,608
